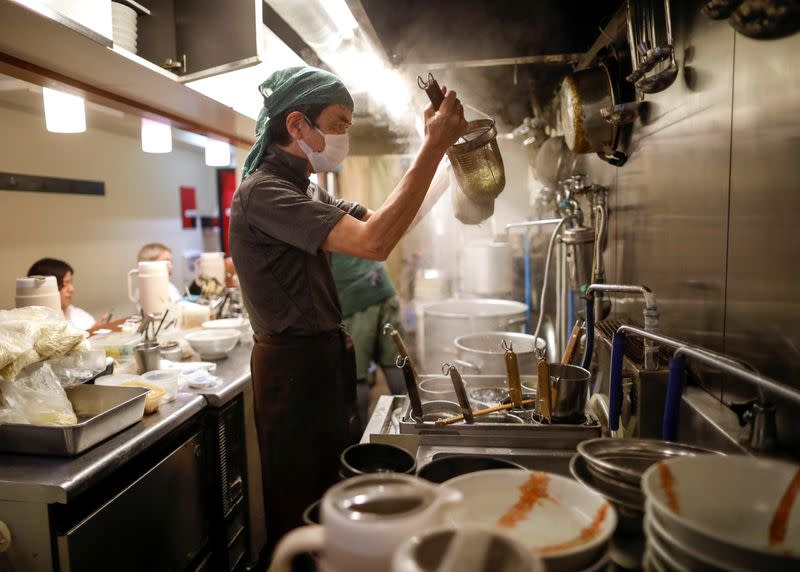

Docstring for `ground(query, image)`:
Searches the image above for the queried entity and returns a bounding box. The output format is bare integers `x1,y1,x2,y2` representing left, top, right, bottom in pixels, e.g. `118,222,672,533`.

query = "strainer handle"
417,72,445,111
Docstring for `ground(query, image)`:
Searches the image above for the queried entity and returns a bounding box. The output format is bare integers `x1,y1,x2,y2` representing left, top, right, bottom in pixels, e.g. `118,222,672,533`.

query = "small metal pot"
453,331,545,375
523,364,591,419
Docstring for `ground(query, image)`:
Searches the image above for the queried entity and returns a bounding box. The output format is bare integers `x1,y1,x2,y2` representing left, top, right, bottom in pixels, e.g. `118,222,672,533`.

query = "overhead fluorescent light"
320,0,358,41
205,138,231,167
141,118,172,153
42,87,86,133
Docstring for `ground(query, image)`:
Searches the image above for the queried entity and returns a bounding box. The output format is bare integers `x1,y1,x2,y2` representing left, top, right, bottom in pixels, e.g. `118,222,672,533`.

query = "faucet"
584,283,660,370
611,325,799,453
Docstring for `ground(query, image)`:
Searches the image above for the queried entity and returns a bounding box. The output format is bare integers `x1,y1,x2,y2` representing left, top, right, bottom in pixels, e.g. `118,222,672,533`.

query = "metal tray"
0,384,148,456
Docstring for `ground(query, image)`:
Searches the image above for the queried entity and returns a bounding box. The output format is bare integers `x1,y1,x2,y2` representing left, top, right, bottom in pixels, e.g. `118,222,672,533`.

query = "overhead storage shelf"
0,0,255,146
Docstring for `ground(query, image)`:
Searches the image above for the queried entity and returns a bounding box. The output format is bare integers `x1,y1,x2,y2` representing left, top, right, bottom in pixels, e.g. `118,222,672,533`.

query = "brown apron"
250,327,360,558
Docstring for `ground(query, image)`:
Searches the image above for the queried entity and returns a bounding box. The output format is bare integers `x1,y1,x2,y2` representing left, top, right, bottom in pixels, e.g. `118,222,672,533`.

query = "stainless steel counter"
0,393,206,504
183,337,254,407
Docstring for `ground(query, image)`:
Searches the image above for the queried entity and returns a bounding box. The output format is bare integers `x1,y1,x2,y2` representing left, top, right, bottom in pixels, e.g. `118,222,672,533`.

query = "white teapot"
128,261,169,316
272,473,462,572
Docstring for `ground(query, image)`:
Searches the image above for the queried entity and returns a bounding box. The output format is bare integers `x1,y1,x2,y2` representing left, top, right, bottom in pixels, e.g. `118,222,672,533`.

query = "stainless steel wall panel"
727,29,800,452
586,2,735,399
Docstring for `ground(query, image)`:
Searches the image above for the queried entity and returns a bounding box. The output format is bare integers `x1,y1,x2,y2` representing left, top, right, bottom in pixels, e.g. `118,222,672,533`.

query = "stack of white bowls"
641,455,800,571
111,2,137,53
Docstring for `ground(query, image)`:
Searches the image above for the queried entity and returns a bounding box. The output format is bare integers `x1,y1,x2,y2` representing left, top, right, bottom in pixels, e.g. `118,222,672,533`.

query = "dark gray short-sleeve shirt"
229,146,366,338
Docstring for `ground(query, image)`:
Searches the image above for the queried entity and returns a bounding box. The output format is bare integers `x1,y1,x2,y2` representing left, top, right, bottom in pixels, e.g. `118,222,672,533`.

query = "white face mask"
297,116,349,173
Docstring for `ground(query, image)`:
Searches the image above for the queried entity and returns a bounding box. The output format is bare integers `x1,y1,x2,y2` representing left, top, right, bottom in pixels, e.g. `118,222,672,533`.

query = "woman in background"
27,258,97,329
136,242,183,303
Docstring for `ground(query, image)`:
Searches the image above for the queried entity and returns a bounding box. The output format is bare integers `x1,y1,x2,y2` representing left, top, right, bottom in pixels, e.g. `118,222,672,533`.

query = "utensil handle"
271,525,325,572
581,297,595,370
418,72,445,110
505,350,523,407
562,320,583,365
663,355,685,441
445,364,473,423
537,358,552,419
400,360,424,421
436,399,536,425
609,331,627,431
127,269,139,304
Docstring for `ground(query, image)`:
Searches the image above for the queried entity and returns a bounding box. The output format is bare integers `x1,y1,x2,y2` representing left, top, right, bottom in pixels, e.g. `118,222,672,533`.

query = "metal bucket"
522,364,591,419
419,299,528,373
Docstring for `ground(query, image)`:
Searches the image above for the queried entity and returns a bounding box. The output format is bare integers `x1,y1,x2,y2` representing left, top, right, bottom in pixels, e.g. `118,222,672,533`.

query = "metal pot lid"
455,331,545,354
424,299,528,318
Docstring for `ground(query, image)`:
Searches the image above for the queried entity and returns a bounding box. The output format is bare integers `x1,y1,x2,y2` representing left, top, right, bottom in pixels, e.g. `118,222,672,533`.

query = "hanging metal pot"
559,63,630,167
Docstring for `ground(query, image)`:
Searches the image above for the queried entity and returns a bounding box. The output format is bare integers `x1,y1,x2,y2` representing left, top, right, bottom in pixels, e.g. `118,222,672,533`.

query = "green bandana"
241,66,354,180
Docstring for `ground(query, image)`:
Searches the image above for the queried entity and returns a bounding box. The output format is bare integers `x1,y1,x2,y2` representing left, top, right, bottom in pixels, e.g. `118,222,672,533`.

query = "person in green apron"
228,66,467,563
331,253,407,427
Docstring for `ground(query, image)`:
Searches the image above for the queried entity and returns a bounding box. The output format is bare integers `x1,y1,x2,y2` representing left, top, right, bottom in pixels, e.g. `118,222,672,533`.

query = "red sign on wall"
180,186,197,229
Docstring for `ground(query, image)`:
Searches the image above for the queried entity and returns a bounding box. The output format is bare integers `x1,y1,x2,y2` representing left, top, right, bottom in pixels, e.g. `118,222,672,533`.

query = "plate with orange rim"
642,455,800,571
442,469,616,572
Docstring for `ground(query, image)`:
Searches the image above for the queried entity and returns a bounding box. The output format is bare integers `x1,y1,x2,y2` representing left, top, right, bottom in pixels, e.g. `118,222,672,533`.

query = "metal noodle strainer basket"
418,73,506,203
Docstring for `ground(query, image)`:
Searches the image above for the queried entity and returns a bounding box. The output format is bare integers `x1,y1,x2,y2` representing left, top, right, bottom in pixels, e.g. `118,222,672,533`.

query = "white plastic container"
15,275,61,311
141,369,180,402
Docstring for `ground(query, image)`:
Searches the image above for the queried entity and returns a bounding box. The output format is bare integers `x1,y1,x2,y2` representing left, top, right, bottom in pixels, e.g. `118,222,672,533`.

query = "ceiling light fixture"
205,138,231,167
141,118,172,153
42,87,86,133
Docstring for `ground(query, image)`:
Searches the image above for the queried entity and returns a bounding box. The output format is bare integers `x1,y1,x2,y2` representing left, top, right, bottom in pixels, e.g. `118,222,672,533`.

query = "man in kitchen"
228,65,467,562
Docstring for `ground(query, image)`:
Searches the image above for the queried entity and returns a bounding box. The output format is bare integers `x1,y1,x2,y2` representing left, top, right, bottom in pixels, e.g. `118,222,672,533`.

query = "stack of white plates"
111,2,137,53
641,455,800,571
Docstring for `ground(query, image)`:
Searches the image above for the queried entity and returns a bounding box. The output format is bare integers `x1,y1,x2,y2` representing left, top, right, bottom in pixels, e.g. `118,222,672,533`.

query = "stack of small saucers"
571,439,720,567
573,439,720,528
641,455,800,572
111,2,138,53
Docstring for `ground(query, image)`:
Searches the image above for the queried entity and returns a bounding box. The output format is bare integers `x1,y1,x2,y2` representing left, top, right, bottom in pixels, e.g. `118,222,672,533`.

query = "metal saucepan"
522,364,592,420
559,63,631,166
452,331,546,375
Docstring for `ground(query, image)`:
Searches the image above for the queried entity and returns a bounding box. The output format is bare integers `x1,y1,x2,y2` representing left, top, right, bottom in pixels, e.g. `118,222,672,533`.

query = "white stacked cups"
111,2,137,53
15,275,61,312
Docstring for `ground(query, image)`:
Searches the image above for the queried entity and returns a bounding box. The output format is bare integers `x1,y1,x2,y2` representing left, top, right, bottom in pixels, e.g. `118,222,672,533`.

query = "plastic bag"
0,306,87,381
0,362,77,425
47,349,107,387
